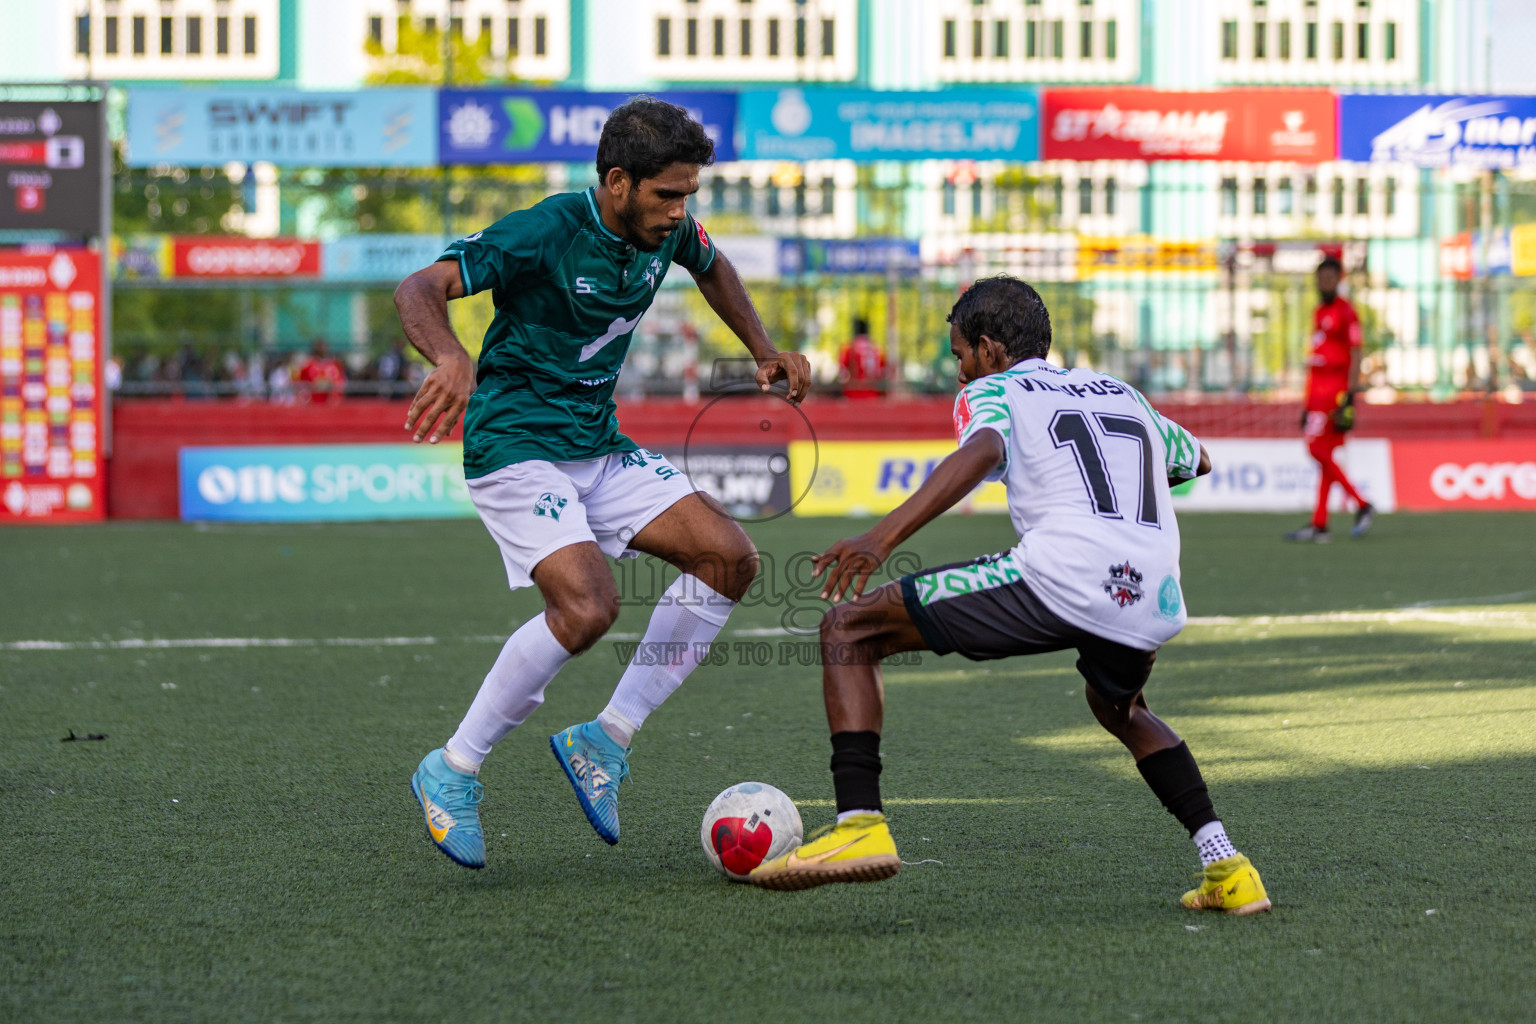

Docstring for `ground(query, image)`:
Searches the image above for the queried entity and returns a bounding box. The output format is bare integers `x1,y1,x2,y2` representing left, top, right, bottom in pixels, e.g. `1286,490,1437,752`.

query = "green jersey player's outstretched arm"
690,253,812,404
394,260,478,445
813,430,1008,604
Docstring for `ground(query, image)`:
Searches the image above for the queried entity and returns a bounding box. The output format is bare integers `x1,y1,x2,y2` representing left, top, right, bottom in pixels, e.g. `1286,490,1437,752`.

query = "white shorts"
468,449,697,591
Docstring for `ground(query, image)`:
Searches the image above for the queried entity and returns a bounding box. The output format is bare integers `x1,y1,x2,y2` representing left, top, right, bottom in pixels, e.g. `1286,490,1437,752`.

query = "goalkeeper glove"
1330,393,1356,433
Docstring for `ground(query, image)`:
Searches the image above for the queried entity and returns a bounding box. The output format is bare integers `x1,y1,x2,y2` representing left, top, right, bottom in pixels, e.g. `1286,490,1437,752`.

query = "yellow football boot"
1181,853,1272,915
748,813,901,891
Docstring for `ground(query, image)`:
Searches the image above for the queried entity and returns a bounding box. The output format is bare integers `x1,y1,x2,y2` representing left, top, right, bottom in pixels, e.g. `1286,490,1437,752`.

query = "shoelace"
596,748,631,793
446,776,485,807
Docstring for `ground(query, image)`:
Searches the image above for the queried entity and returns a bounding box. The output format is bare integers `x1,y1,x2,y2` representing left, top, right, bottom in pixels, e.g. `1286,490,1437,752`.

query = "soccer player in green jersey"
397,97,810,868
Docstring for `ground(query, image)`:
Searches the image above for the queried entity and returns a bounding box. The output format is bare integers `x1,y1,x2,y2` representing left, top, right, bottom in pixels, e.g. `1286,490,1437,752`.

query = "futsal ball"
701,782,803,881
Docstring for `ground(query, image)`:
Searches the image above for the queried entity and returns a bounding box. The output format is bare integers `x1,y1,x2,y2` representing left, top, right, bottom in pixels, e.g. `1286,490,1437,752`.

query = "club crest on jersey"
1102,561,1145,608
533,492,568,520
642,256,662,291
695,218,711,249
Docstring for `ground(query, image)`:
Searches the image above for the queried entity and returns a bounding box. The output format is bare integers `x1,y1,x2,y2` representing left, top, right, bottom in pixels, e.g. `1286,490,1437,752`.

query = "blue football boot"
549,721,630,845
410,748,486,868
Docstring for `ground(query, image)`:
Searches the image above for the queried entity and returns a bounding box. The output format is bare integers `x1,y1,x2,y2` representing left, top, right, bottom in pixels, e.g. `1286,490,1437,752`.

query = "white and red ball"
701,782,803,881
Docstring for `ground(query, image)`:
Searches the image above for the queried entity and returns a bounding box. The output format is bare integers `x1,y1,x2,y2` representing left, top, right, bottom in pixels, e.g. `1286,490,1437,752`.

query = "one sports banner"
738,88,1040,162
1042,88,1335,162
0,247,105,523
1339,94,1536,170
125,88,439,167
440,90,737,164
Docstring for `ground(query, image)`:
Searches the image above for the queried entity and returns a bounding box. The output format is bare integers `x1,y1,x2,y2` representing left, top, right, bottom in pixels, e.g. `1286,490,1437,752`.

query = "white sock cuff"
524,610,573,658
442,745,482,775
836,809,882,824
663,573,736,628
1192,820,1226,846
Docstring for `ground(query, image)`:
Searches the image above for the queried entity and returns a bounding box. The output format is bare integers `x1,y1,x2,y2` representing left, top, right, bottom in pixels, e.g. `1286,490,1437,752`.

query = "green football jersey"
436,187,717,477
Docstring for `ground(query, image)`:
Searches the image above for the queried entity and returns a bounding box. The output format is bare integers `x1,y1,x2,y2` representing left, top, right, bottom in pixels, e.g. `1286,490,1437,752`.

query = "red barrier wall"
107,396,1536,519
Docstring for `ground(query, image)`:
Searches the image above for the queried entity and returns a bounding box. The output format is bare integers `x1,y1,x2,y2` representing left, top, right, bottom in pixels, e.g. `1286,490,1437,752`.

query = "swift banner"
738,88,1040,162
126,88,438,167
1043,89,1335,162
440,91,736,164
1339,94,1536,170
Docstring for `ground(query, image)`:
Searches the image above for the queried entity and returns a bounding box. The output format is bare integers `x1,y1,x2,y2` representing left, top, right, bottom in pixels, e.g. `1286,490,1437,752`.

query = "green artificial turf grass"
2,513,1534,1022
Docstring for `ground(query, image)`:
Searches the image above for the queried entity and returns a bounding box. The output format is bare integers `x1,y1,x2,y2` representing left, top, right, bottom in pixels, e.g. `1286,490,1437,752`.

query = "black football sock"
830,731,883,815
1135,741,1218,837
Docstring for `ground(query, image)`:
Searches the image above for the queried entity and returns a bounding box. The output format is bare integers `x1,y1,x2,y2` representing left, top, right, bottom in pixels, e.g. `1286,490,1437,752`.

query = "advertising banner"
1390,440,1536,511
1043,89,1335,162
778,238,922,276
788,441,1008,517
0,247,104,523
0,101,104,234
1339,94,1536,170
323,234,448,283
180,444,473,522
664,446,791,519
1512,224,1536,277
126,88,439,168
738,89,1040,162
112,235,175,280
1078,237,1219,276
173,237,321,278
440,91,736,165
1168,439,1396,512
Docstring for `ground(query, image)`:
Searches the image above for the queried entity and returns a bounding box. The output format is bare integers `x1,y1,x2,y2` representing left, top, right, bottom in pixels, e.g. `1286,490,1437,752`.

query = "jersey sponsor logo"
1156,575,1182,621
532,492,568,520
1101,561,1145,608
579,312,645,362
575,276,596,294
461,230,483,243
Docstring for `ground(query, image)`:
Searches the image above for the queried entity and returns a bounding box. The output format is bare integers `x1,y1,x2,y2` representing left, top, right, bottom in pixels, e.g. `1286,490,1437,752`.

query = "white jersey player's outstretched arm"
814,429,1007,603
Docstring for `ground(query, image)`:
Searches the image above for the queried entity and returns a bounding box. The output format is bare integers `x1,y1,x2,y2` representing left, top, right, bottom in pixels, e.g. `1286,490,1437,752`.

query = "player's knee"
1085,684,1132,735
721,545,760,602
820,603,871,646
551,592,620,653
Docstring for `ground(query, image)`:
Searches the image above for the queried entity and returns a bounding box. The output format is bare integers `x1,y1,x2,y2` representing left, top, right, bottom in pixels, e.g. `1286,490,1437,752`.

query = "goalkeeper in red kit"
1285,257,1374,542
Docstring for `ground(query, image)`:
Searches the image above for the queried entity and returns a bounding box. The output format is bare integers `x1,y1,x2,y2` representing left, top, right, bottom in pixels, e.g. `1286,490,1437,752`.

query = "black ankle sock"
1135,741,1217,837
830,731,883,814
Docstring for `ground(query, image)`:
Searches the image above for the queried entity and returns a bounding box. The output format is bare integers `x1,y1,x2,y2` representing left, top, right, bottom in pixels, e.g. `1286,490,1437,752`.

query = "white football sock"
596,706,640,747
602,573,736,741
446,612,572,767
1193,820,1238,866
837,809,881,824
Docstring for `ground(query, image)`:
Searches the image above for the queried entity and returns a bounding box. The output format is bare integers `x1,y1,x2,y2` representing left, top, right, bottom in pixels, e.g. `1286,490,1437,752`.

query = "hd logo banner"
179,445,473,522
439,90,737,164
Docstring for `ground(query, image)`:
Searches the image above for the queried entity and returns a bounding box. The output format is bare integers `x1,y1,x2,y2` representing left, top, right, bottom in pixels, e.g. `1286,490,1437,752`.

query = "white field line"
4,607,1533,653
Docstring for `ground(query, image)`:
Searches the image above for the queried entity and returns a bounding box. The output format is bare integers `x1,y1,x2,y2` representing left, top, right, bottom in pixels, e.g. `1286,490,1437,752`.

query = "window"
216,15,229,54
1278,177,1292,213
510,17,521,54
1105,177,1117,216
1026,20,1037,57
1253,178,1267,215
713,17,724,56
1332,21,1344,59
820,176,835,216
534,16,546,55
245,15,257,54
1105,19,1116,59
1080,20,1092,58
1254,21,1266,58
366,16,381,46
768,18,779,55
1278,21,1290,59
767,186,780,217
1385,176,1397,215
944,19,956,57
943,181,957,217
1384,22,1396,60
740,18,751,55
188,16,203,54
656,18,668,56
1222,21,1237,59
479,16,491,43
1220,177,1238,216
132,15,146,55
972,181,983,217
422,17,437,34
795,16,806,57
450,17,464,38
75,15,89,56
1304,175,1318,216
972,20,983,58
1051,20,1063,57
994,20,1008,59
1305,21,1317,58
1078,178,1093,216
1331,178,1345,216
105,15,118,54
686,17,697,55
822,18,834,56
159,15,173,54
1356,22,1368,59
709,177,726,213
1354,178,1368,215
1051,178,1064,217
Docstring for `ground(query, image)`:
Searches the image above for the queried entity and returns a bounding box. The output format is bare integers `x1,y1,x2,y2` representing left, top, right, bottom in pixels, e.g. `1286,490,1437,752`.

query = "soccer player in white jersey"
749,277,1270,915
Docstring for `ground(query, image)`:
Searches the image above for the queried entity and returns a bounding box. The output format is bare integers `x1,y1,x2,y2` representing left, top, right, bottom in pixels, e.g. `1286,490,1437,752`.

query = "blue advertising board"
739,88,1039,162
1339,94,1536,170
322,234,450,283
126,89,439,167
179,445,473,522
778,239,922,275
439,91,737,164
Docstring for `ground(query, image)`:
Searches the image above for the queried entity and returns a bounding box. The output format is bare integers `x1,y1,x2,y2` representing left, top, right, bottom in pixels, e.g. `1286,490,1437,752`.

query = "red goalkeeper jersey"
1305,297,1360,411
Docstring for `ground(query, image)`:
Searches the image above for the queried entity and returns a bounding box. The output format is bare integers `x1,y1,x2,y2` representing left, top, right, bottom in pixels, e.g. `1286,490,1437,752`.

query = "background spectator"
296,338,347,404
838,318,886,400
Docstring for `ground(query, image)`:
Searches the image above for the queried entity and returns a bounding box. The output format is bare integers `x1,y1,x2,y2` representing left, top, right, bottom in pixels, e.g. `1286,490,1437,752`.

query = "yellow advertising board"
1077,236,1219,276
788,441,1009,517
1510,223,1536,277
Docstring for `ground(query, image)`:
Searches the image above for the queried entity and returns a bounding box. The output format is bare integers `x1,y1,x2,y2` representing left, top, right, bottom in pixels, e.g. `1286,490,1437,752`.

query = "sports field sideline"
3,512,1534,1022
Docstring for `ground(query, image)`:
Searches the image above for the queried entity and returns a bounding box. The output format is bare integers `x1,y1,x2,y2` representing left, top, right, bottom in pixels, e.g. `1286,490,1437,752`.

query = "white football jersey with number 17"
953,358,1204,650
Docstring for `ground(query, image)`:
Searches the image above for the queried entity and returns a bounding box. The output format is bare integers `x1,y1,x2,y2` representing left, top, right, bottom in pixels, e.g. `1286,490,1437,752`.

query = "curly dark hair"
596,96,715,186
946,276,1052,362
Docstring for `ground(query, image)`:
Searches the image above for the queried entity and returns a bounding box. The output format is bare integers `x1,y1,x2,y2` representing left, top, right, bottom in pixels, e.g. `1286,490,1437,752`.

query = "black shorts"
899,552,1157,704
